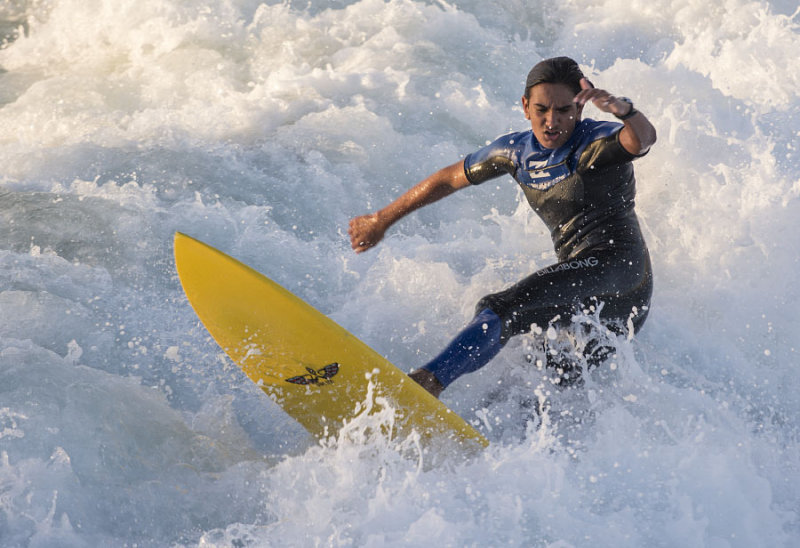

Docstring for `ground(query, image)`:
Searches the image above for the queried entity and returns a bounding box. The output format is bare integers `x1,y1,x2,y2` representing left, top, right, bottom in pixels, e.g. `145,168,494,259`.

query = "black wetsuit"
421,119,652,389
465,118,653,340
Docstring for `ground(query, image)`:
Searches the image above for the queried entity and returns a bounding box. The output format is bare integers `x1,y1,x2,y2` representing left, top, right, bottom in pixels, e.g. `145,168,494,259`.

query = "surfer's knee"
475,294,517,343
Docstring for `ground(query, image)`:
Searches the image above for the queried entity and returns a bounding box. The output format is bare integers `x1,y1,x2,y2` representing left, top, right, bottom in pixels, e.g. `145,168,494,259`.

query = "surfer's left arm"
573,78,657,155
348,161,470,253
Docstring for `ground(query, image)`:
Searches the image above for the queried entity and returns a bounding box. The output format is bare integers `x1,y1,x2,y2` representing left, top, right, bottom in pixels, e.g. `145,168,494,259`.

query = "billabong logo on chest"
286,363,340,385
524,172,569,190
524,159,571,191
527,159,548,170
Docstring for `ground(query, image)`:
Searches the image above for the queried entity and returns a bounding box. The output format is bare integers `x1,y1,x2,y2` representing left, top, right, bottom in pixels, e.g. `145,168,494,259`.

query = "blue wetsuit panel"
464,120,621,191
464,119,644,261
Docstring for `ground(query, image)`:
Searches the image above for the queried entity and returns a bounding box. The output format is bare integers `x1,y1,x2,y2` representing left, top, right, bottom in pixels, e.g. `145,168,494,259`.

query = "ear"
521,95,530,120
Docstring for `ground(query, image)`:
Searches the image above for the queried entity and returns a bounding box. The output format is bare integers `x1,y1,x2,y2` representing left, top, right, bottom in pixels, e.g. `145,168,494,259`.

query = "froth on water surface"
0,0,798,545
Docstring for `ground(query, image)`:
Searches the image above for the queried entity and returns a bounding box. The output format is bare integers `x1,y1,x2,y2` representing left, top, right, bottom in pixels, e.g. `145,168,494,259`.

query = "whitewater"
1,0,798,546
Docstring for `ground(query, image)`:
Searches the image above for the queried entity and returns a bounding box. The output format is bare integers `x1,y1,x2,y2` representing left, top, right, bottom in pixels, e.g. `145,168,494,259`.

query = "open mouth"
543,129,561,141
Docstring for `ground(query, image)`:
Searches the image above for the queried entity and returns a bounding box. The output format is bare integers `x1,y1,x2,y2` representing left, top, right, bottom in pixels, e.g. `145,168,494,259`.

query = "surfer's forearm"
618,109,657,155
573,78,656,155
349,161,469,253
377,161,470,226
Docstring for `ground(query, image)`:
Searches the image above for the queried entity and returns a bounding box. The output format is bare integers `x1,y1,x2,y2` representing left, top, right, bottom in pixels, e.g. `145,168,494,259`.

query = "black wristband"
615,97,638,121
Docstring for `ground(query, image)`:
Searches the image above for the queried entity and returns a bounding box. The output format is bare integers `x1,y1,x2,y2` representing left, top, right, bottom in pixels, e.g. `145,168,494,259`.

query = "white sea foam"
0,0,798,545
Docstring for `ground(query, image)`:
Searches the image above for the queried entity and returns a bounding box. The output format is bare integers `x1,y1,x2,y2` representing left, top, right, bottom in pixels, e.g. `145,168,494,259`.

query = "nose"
544,108,556,128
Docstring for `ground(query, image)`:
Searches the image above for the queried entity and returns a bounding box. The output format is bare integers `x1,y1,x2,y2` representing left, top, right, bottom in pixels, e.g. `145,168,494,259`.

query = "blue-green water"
1,0,798,545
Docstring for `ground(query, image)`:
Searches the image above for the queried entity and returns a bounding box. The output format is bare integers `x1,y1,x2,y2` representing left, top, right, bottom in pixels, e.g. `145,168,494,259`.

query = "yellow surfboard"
174,232,488,450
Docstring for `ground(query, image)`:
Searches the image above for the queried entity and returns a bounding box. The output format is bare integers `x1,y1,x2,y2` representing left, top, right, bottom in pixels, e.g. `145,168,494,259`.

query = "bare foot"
408,369,444,398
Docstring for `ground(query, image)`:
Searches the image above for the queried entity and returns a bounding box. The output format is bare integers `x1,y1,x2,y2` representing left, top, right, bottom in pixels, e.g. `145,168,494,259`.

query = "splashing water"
1,0,799,545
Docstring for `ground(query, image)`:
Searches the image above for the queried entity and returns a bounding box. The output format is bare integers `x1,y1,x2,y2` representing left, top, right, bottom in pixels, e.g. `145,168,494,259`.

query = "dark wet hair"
524,57,585,97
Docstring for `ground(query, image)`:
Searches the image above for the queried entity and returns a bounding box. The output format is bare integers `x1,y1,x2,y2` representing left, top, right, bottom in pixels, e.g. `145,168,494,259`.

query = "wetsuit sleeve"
463,134,518,185
578,129,647,172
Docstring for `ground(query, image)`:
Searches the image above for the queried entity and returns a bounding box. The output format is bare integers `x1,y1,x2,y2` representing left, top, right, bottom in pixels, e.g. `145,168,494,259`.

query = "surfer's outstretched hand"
348,213,387,253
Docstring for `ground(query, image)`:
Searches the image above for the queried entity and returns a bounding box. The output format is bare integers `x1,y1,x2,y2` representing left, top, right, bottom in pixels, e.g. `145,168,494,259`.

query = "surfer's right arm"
348,160,470,253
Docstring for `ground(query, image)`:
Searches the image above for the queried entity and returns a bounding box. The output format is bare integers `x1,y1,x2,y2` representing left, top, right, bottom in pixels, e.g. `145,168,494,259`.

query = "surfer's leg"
480,250,652,340
411,250,652,397
411,261,599,397
478,250,652,384
410,308,503,396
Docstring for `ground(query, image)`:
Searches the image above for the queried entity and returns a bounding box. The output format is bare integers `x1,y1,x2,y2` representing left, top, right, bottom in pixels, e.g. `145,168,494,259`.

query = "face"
522,83,582,149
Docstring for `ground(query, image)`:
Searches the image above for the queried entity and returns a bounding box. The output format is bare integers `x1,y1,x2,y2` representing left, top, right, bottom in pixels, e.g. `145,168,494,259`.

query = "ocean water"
1,0,798,546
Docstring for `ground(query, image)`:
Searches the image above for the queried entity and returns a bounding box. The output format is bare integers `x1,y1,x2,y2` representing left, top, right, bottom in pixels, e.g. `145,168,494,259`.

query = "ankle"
408,369,444,398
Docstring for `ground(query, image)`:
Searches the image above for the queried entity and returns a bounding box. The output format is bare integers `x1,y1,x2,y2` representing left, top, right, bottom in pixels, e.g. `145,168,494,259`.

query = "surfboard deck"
173,232,488,450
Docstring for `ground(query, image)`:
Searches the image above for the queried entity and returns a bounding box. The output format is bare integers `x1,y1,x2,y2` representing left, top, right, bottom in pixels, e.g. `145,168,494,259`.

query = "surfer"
348,57,656,398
